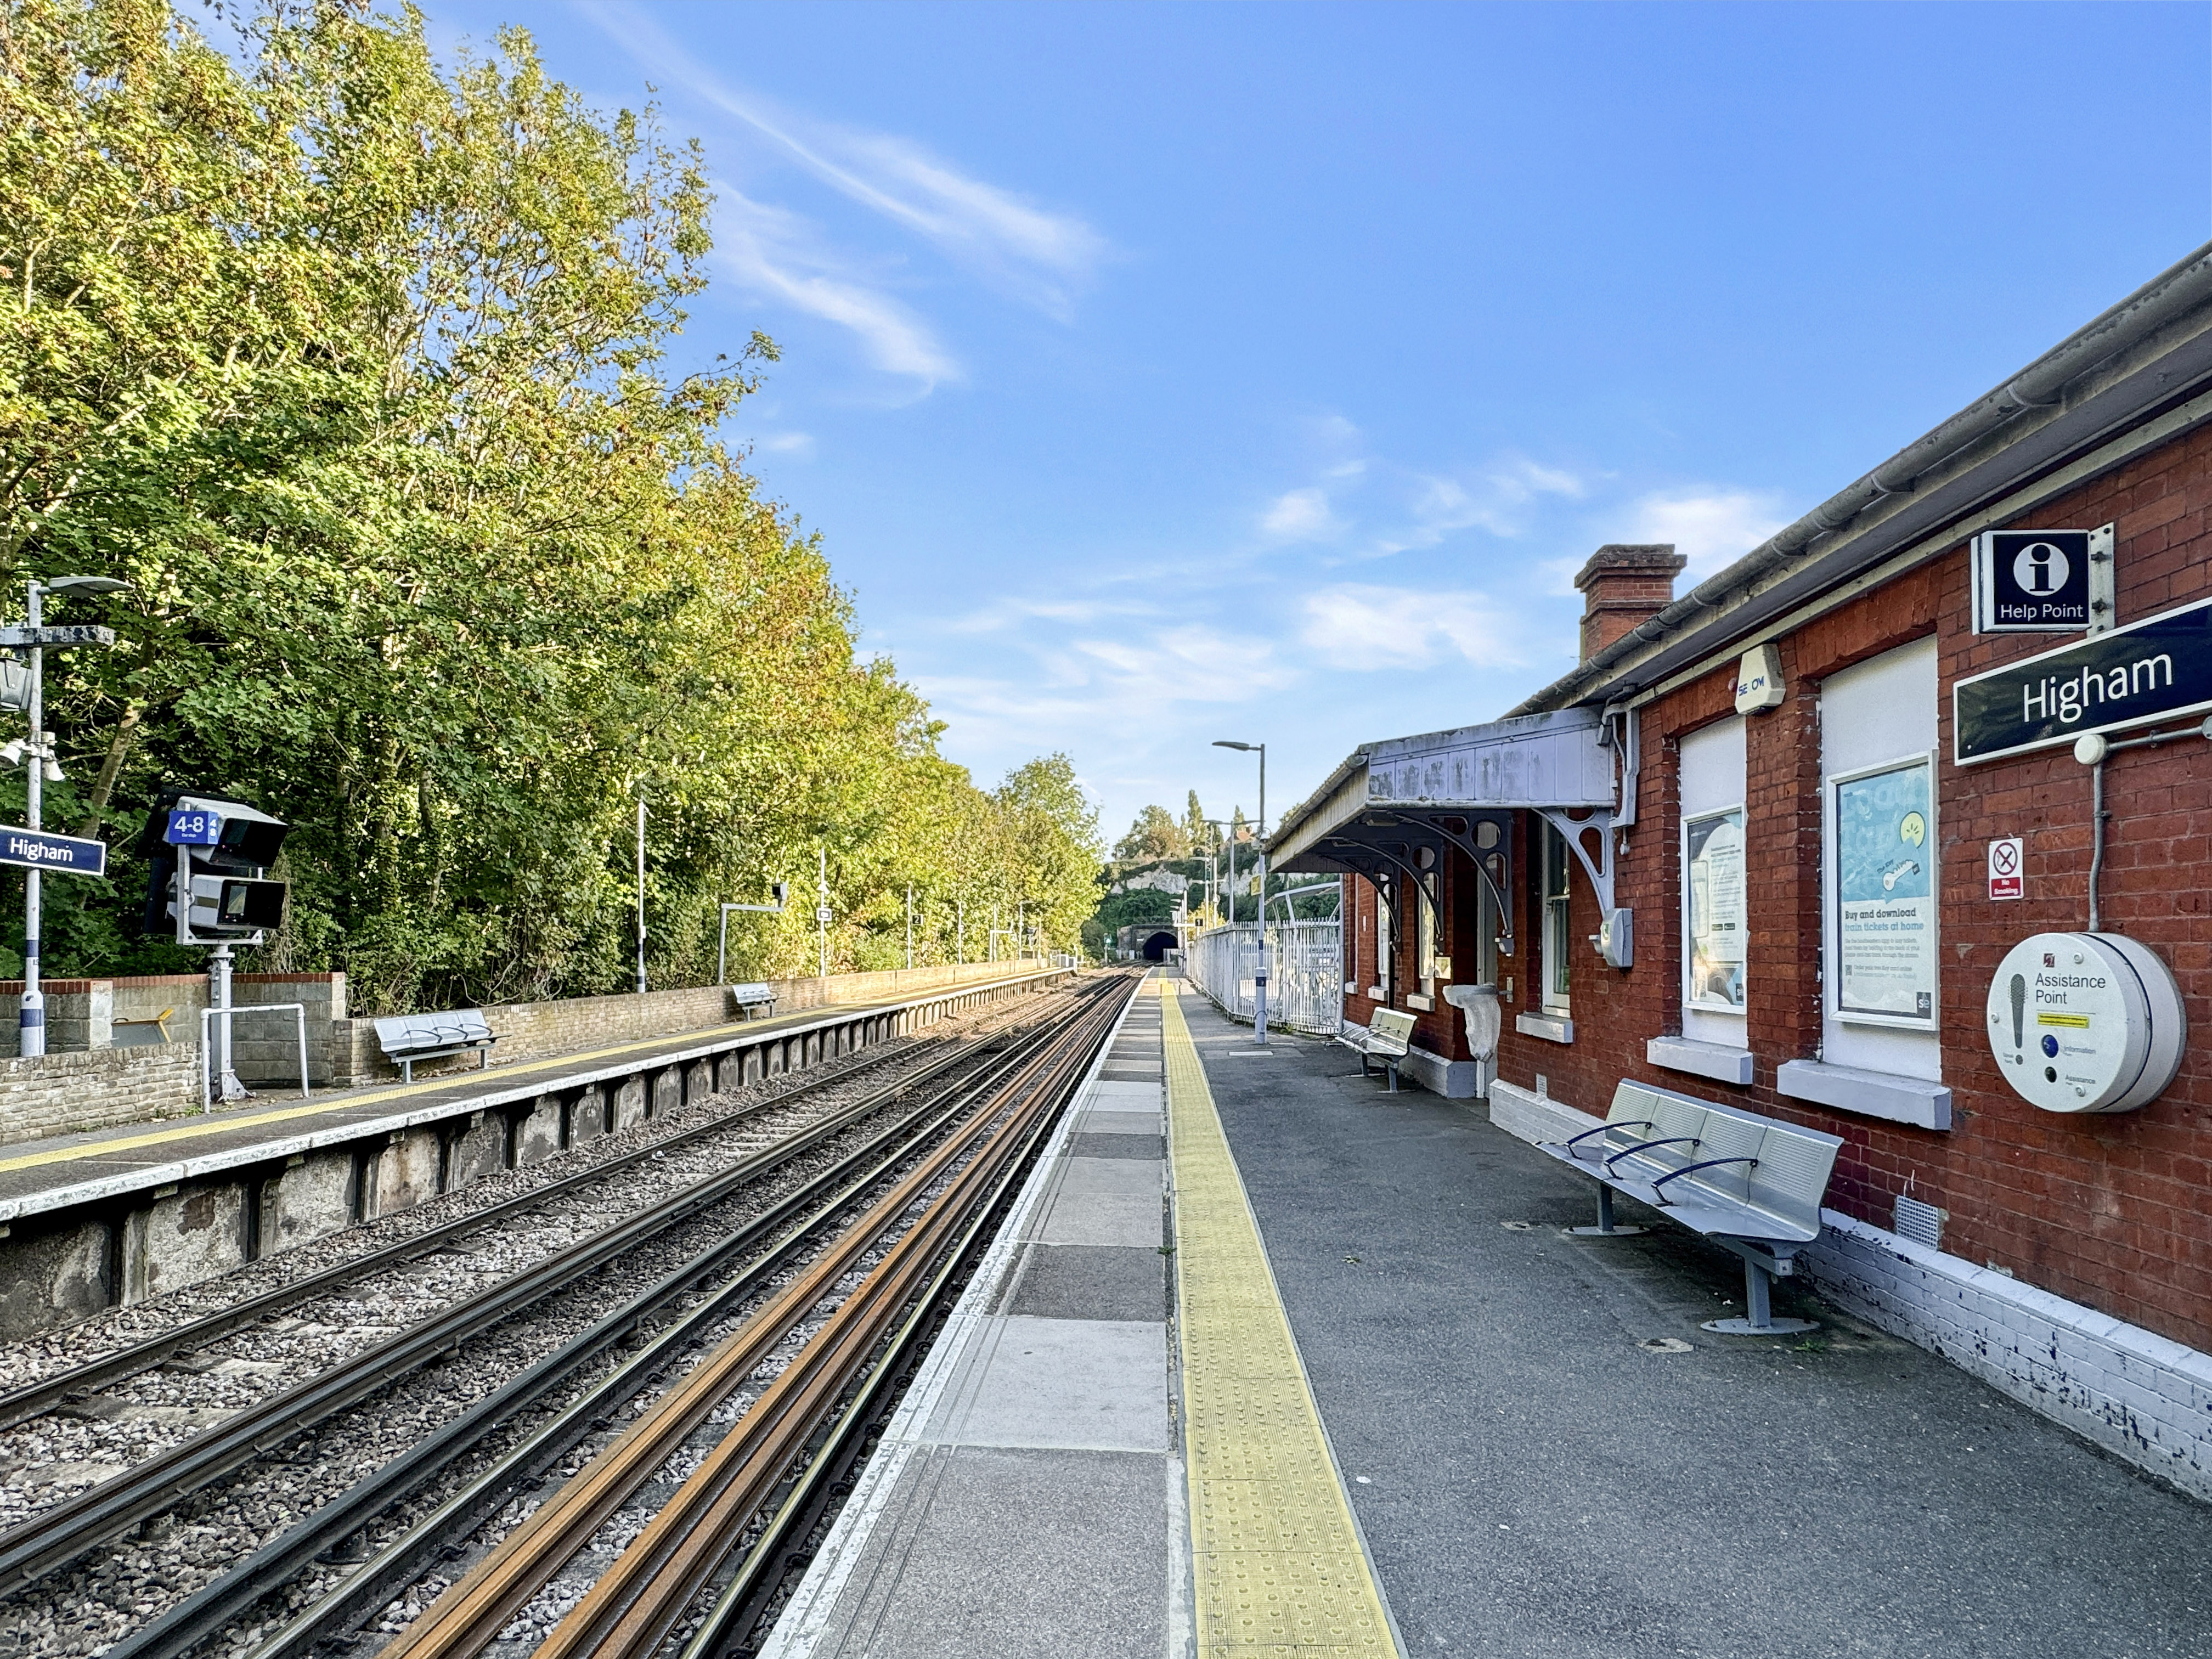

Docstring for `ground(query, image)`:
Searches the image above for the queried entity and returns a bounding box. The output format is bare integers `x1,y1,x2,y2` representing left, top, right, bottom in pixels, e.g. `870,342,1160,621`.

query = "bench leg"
1700,1257,1820,1337
1385,1060,1398,1093
399,1058,414,1084
1569,1184,1647,1238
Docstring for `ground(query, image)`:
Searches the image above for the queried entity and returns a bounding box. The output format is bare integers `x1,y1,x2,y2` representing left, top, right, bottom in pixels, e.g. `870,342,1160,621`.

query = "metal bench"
1537,1078,1842,1335
729,982,777,1020
373,1009,496,1083
1336,1007,1418,1092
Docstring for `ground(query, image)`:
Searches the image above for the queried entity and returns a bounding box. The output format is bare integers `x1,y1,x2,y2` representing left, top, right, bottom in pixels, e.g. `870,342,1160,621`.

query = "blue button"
2041,1034,2060,1058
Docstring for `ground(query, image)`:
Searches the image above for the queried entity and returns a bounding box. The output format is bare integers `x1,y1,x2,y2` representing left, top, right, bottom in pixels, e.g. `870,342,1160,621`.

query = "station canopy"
1267,706,1622,955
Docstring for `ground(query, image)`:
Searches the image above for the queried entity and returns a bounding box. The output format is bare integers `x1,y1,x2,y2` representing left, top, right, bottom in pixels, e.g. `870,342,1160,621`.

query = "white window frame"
1682,803,1748,1017
1541,821,1572,1013
1824,749,1940,1031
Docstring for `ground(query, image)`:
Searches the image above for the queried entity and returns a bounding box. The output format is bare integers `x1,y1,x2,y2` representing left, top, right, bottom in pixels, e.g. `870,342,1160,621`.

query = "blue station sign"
1954,595,2212,765
0,826,108,877
165,807,223,846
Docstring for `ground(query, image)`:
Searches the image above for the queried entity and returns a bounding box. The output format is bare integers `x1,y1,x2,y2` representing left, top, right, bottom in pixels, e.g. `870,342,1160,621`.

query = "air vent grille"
1894,1193,1945,1250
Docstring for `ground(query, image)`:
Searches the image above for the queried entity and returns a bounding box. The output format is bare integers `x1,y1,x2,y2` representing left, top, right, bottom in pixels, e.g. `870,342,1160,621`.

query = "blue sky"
432,1,2210,845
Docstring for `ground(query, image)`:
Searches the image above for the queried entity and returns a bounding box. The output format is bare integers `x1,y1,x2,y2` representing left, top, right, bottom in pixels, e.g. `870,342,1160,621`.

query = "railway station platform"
774,973,2212,1658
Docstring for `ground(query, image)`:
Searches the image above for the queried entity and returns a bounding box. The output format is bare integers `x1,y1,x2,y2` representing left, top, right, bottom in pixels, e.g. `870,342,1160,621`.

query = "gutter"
1505,239,2212,718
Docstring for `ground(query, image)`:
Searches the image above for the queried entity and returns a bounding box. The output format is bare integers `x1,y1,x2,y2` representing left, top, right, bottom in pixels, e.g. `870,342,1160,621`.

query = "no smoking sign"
1988,837,2024,901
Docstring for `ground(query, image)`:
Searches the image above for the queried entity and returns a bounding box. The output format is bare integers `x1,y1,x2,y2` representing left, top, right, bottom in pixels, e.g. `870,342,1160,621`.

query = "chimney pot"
1575,543,1686,662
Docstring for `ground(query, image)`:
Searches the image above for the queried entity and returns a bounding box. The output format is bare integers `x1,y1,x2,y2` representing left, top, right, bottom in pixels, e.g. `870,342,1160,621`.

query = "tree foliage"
0,0,1100,1008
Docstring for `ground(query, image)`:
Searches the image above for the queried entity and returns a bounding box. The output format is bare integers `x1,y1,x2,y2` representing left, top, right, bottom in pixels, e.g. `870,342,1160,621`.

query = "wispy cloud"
1363,456,1585,558
757,431,815,456
583,2,1107,317
1298,584,1531,672
1629,487,1789,578
942,596,1161,635
1260,487,1340,541
714,193,959,387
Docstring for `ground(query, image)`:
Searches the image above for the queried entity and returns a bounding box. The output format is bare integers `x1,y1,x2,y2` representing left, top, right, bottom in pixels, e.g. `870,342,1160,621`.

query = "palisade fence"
1183,919,1342,1037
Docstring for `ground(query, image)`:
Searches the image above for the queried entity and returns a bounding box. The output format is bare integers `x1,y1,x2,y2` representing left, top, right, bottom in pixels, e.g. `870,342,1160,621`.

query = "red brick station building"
1270,242,2212,1496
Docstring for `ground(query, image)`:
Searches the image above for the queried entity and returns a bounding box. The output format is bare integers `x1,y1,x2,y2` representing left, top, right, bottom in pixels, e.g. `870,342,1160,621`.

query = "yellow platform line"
0,1002,895,1178
1163,978,1400,1658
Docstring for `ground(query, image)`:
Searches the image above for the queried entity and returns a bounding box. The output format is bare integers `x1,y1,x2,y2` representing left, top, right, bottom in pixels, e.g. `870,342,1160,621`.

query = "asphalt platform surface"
1185,996,2212,1659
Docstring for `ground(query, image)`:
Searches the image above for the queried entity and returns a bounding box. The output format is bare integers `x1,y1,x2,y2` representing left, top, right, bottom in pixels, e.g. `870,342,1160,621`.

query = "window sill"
1515,1012,1574,1045
1647,1035,1753,1086
1406,993,1435,1012
1366,986,1385,999
1776,1058,1951,1130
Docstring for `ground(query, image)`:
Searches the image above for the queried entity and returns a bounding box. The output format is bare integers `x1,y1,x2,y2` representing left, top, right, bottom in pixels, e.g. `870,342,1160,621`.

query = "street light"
1214,740,1268,1044
12,575,125,1057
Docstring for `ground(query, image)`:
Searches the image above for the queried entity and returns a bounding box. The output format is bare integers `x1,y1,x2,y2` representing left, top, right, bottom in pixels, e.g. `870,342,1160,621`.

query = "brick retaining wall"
0,1045,204,1147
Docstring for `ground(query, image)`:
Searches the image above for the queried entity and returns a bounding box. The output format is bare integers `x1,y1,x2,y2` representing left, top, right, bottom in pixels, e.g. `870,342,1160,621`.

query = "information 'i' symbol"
2014,541,2069,596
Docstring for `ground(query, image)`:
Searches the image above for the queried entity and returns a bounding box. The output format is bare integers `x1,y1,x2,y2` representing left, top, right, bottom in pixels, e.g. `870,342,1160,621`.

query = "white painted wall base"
1484,1078,2212,1500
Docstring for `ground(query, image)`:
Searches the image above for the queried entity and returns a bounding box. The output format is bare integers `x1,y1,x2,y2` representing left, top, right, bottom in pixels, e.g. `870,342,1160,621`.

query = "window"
1818,637,1941,1079
1371,876,1391,998
1541,822,1572,1011
1417,870,1438,986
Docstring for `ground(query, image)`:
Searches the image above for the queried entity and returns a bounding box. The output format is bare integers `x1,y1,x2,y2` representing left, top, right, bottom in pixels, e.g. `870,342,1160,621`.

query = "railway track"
0,970,1134,1659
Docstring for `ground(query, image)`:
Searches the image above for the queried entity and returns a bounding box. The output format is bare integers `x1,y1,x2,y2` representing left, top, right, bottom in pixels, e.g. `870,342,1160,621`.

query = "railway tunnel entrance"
1141,930,1177,961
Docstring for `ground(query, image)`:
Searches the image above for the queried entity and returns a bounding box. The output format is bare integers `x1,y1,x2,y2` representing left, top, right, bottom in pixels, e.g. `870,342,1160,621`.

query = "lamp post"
1214,740,1268,1043
816,847,829,979
634,798,647,995
12,575,125,1057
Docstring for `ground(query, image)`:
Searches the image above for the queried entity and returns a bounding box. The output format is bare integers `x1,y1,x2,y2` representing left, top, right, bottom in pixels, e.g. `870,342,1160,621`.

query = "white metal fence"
1183,918,1342,1037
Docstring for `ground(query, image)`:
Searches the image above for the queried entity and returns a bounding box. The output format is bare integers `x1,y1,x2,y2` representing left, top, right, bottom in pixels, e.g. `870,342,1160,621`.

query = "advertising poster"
1685,808,1746,1010
1834,757,1936,1023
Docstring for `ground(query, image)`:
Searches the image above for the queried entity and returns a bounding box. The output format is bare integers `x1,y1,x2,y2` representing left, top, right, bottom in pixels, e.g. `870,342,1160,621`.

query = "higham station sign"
1955,594,2212,765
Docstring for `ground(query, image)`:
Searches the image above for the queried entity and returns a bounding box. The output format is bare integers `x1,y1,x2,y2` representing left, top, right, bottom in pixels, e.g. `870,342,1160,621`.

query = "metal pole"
992,904,999,963
210,942,241,1101
19,579,41,1058
957,897,964,964
717,905,732,986
1256,744,1269,1045
817,847,828,979
634,798,646,995
906,884,914,969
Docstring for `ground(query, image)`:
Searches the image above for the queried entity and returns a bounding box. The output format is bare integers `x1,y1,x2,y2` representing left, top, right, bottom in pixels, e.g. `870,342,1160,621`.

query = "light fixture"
42,575,129,595
0,740,25,766
41,758,63,783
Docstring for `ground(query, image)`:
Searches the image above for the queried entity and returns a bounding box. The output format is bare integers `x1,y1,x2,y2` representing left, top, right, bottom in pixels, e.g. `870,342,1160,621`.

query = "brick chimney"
1574,544,1686,662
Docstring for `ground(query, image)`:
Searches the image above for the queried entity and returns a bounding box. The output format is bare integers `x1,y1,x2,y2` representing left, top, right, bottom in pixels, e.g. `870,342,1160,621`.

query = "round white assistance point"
1985,932,2185,1114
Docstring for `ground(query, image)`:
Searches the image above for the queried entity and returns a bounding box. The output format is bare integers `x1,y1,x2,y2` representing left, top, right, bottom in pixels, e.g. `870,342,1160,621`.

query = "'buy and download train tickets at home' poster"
1835,757,1936,1024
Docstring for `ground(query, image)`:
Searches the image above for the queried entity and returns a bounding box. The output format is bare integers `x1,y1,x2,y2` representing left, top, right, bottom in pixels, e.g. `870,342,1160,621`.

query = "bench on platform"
729,982,778,1020
1336,1007,1417,1092
373,1009,496,1083
1537,1078,1843,1335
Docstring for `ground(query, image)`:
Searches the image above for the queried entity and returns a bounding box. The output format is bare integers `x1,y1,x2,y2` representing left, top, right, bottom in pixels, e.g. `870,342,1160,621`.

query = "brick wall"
0,1045,204,1148
1469,419,2212,1353
331,960,1049,1086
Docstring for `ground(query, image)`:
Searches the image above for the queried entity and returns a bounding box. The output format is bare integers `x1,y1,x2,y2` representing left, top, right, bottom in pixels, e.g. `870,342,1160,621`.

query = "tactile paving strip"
1161,979,1399,1657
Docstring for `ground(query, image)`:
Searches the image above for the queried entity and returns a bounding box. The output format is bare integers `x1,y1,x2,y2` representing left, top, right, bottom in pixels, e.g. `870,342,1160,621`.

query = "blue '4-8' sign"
166,808,222,845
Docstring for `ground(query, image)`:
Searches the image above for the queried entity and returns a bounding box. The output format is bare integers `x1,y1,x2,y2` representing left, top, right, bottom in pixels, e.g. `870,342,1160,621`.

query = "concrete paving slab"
1074,1108,1163,1135
1023,1190,1162,1248
997,1243,1165,1321
1054,1155,1164,1197
781,1444,1169,1659
922,1314,1169,1451
1086,1080,1163,1107
1181,992,2212,1659
1066,1131,1165,1161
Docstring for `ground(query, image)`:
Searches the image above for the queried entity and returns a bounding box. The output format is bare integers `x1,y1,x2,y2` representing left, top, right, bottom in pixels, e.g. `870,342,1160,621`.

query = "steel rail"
380,977,1130,1659
0,1026,986,1437
672,1002,1104,1659
533,983,1127,1659
100,980,1124,1659
0,992,1087,1595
